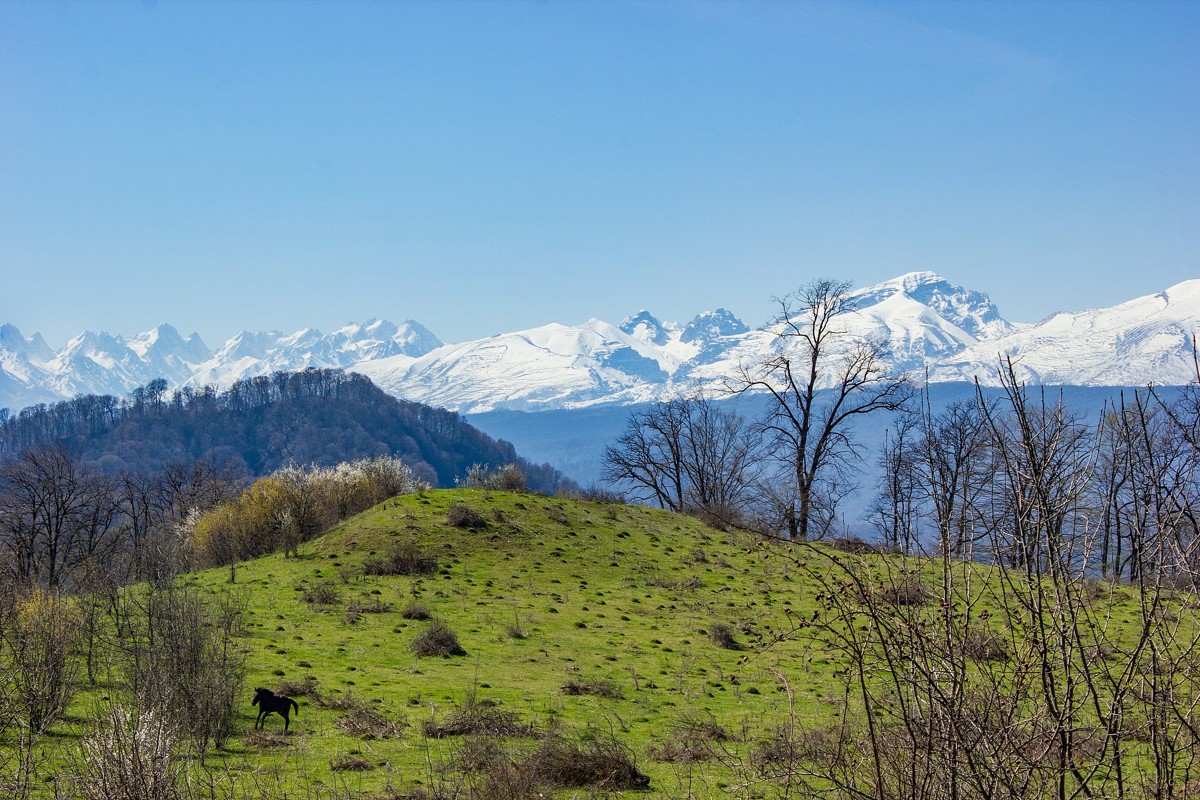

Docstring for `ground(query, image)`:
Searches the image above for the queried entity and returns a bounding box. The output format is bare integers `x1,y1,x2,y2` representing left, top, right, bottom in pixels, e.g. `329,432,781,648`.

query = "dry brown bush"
527,734,649,790
422,697,533,739
363,542,438,576
446,505,487,530
411,620,466,658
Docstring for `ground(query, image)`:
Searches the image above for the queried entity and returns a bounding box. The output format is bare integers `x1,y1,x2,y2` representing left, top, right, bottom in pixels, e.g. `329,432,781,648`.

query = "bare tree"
603,394,758,522
732,278,910,540
869,411,921,552
977,361,1094,573
915,393,991,558
0,445,122,590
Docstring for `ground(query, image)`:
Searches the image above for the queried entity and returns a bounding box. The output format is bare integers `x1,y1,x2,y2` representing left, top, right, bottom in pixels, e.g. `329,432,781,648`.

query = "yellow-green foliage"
190,476,288,566
188,457,425,568
15,587,82,637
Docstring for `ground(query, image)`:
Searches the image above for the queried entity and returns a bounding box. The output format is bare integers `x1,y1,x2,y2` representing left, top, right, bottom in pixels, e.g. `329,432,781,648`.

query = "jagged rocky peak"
393,320,443,356
330,318,442,359
0,324,55,362
216,330,285,361
619,310,671,345
128,323,212,363
681,308,749,344
852,271,1012,339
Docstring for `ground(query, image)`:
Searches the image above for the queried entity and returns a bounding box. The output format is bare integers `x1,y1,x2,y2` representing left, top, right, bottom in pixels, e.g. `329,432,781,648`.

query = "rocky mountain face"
3,273,1197,414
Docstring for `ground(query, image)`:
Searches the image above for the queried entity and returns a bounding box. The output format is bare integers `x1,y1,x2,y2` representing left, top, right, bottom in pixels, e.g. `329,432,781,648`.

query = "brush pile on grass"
335,705,406,740
446,504,488,530
411,619,467,657
651,713,733,763
363,542,438,576
560,678,622,699
422,697,534,739
527,734,650,790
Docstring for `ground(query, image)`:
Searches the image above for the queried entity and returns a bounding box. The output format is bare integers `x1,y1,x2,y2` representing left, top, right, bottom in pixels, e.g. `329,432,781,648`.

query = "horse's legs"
282,710,290,733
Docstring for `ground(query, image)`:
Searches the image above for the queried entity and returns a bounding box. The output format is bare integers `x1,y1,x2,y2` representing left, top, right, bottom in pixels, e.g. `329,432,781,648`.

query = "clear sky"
1,0,1197,349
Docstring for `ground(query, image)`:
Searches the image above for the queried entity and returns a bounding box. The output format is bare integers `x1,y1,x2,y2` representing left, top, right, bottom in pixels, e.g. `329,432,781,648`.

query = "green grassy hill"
14,488,1198,799
189,489,833,797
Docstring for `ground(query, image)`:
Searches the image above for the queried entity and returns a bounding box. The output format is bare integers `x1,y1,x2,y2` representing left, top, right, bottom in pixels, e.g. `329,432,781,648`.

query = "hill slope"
177,490,1184,798
12,489,1196,798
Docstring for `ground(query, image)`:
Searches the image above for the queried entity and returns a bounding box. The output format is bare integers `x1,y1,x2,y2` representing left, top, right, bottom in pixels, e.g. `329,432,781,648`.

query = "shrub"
879,579,928,606
459,463,528,493
561,678,622,699
330,755,374,772
274,677,320,698
347,598,393,614
708,622,740,650
70,705,185,800
401,602,432,621
422,696,533,738
10,588,81,733
301,582,341,606
363,542,438,576
446,505,488,530
651,714,732,763
528,733,649,790
411,620,466,658
244,729,290,748
961,628,1009,663
336,705,406,739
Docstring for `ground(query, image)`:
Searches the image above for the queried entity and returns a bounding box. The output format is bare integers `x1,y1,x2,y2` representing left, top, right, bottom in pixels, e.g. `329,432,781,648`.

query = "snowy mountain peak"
328,318,442,360
0,324,55,363
851,271,1013,340
619,310,672,346
681,308,749,344
127,323,212,363
2,275,1197,414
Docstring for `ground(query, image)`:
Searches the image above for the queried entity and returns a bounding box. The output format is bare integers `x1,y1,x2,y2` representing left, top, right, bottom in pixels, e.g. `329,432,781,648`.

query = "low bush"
422,697,533,738
363,542,438,576
446,505,488,530
300,582,341,606
411,620,466,658
336,705,406,739
651,712,732,763
330,755,373,772
879,579,928,606
561,678,622,699
709,622,740,650
400,602,432,621
528,733,649,790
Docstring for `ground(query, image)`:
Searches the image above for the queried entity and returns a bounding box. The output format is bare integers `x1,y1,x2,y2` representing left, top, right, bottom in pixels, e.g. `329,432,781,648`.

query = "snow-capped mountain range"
2,273,1197,414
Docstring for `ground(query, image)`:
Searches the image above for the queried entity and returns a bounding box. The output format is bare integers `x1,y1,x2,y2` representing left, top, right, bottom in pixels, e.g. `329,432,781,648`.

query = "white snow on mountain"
356,319,672,413
2,274,1196,414
929,279,1200,387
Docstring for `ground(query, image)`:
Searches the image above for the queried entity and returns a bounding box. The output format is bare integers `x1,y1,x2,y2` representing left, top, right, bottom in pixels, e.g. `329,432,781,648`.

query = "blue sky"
1,0,1196,348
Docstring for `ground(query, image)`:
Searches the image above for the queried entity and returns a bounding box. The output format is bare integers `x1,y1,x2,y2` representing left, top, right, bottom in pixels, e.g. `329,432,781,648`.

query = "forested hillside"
0,368,572,492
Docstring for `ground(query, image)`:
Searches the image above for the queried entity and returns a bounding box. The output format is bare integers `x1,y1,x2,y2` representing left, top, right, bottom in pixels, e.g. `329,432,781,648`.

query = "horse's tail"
290,698,299,715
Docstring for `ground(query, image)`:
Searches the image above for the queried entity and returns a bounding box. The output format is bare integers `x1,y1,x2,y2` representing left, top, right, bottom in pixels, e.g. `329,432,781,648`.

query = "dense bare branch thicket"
0,582,248,797
747,357,1200,799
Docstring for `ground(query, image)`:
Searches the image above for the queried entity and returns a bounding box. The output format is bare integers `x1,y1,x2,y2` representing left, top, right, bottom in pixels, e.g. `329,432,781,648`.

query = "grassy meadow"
187,488,838,797
10,488,1198,798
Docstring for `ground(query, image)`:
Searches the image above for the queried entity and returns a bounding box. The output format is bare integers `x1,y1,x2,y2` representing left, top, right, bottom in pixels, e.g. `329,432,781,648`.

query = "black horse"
252,687,300,732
